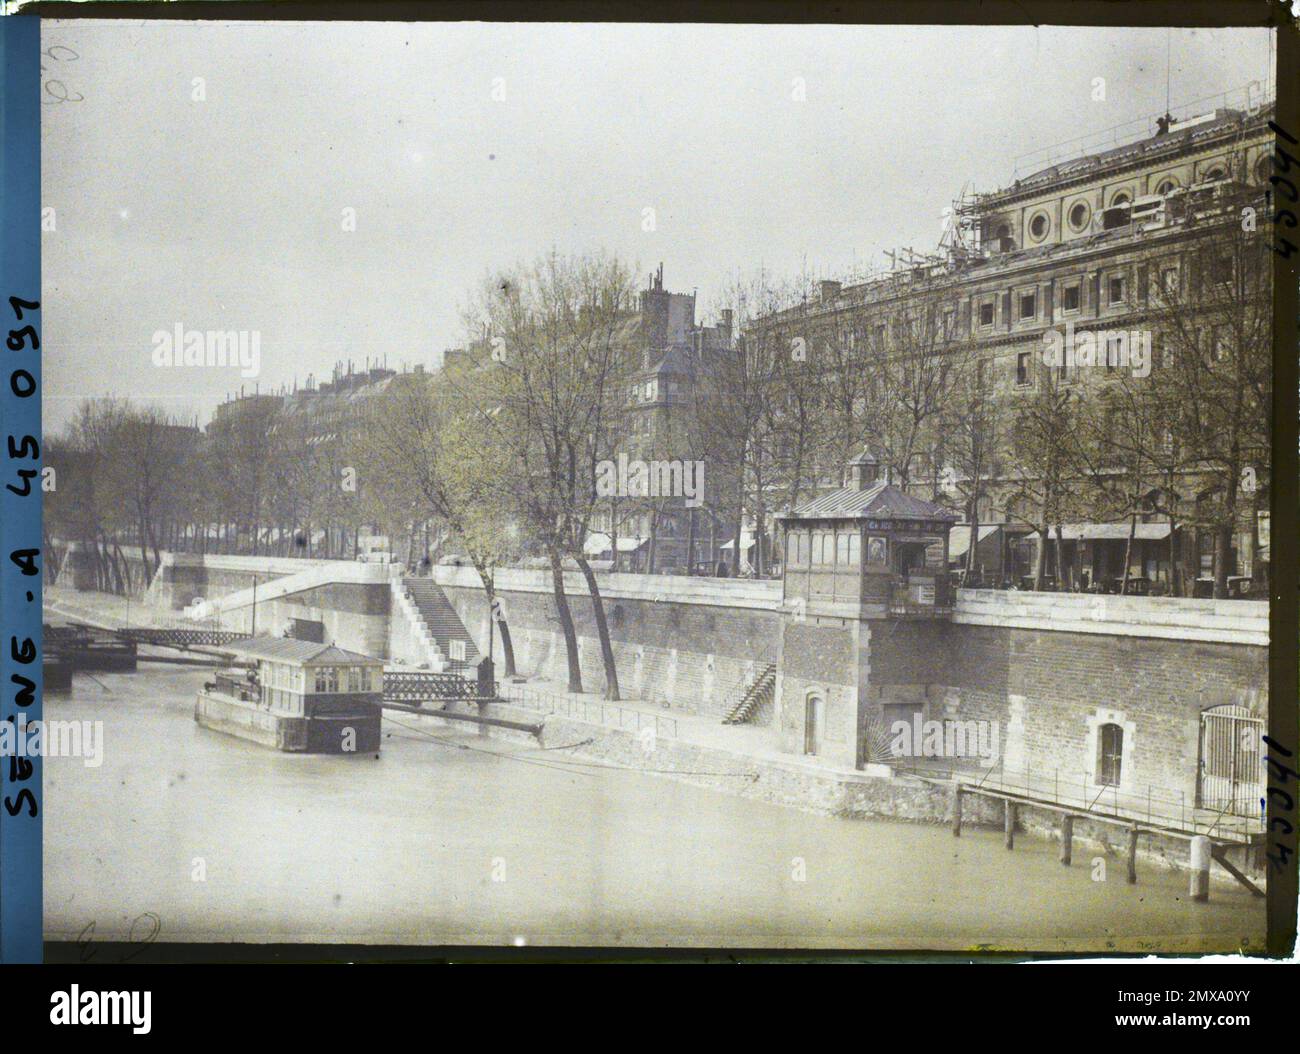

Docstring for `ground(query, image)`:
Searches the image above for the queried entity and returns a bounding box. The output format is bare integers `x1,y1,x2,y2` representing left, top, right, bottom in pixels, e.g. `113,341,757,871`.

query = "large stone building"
746,96,1276,597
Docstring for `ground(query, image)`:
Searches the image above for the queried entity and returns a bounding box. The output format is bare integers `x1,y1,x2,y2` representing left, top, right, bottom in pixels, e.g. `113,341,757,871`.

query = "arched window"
1110,191,1131,208
1155,178,1178,196
1203,166,1227,182
1255,154,1273,183
1098,723,1124,786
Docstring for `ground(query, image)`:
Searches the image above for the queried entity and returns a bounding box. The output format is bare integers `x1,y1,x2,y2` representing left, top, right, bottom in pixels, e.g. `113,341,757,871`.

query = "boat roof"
224,636,383,666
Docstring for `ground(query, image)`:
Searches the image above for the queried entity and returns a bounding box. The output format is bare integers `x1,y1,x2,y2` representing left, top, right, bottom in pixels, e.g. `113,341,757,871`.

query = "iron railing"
504,685,678,738
896,758,1263,841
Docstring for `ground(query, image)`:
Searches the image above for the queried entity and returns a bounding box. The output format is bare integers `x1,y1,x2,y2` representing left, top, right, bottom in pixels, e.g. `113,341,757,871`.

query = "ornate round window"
1029,212,1050,241
1068,201,1090,231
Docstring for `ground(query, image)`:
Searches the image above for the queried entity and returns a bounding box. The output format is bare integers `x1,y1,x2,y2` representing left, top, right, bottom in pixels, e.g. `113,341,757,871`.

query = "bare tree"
467,251,639,697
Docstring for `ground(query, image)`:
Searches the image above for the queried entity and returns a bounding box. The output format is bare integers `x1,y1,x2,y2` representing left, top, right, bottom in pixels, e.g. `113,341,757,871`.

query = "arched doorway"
804,691,824,756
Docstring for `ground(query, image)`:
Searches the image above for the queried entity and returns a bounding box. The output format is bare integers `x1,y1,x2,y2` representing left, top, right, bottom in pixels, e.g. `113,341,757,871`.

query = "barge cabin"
196,637,384,754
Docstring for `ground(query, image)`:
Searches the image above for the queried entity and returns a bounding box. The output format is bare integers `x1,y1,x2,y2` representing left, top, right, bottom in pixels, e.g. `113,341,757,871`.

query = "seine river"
43,661,1265,952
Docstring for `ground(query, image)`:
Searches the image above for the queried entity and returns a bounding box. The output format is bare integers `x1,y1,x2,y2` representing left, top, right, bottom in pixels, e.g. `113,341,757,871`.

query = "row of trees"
45,211,1272,698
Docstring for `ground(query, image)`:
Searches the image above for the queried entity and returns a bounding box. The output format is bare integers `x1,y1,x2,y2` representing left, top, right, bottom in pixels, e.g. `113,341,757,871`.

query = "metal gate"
1198,705,1264,817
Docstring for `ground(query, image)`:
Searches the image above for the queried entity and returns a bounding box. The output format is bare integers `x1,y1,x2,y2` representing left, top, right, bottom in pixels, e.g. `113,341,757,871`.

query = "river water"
43,661,1265,952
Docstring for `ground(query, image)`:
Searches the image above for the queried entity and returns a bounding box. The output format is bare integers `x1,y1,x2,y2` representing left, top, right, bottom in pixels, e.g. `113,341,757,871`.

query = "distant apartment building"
587,265,737,573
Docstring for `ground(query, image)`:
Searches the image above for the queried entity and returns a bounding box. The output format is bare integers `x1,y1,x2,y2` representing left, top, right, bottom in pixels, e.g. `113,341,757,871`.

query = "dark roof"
643,343,695,378
781,482,959,523
224,636,382,665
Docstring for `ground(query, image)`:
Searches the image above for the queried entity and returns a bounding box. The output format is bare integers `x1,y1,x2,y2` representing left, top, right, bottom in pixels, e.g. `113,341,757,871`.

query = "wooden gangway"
904,766,1266,899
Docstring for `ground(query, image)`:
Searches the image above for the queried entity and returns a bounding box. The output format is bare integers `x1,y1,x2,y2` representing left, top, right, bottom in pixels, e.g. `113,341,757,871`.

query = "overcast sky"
40,20,1273,434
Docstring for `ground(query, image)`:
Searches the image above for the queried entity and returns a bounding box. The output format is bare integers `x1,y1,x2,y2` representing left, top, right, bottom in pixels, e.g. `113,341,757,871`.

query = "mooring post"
952,785,962,837
1189,835,1211,902
1004,799,1015,850
1060,814,1073,866
1126,826,1139,884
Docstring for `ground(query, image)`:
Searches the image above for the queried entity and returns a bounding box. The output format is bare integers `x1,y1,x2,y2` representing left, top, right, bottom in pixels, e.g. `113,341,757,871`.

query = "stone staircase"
401,577,481,675
721,662,777,725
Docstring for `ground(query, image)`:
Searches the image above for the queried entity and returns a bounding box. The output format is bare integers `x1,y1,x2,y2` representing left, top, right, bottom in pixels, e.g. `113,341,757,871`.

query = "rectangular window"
1016,351,1031,386
823,532,836,566
1105,334,1122,371
1108,275,1125,305
836,533,850,566
846,534,861,567
1213,255,1233,285
1019,292,1036,320
1211,325,1230,361
1098,724,1124,787
347,667,362,693
1160,266,1178,297
979,301,994,327
1062,282,1081,311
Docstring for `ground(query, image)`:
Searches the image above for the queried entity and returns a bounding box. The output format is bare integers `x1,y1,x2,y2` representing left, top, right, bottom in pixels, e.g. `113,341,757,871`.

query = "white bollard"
1189,835,1211,902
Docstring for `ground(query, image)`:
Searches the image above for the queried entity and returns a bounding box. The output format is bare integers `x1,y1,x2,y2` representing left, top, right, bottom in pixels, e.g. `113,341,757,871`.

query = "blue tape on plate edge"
1,14,43,965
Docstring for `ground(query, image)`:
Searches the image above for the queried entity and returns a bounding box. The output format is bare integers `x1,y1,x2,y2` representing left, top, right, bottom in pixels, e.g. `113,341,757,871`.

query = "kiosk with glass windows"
778,451,958,620
772,453,958,768
196,637,384,754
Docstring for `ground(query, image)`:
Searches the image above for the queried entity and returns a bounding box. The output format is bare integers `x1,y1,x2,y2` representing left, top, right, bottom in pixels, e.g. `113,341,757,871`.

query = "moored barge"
196,637,383,754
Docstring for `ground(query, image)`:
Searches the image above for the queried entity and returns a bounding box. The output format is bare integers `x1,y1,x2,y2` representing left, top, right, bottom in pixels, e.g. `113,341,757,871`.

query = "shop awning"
582,533,648,555
947,524,999,560
1056,522,1172,542
720,531,756,552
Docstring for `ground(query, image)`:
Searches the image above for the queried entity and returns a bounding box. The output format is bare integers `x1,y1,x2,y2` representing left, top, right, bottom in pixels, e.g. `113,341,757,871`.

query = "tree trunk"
646,506,658,575
610,498,620,573
1053,524,1066,591
474,563,517,678
1120,512,1137,595
1032,524,1047,591
576,554,620,701
1213,521,1233,599
966,498,980,578
548,547,583,693
686,507,697,575
1168,516,1180,596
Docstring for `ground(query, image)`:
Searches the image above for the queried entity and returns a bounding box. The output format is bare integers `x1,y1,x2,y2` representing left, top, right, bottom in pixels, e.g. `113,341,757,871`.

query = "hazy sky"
40,20,1273,433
